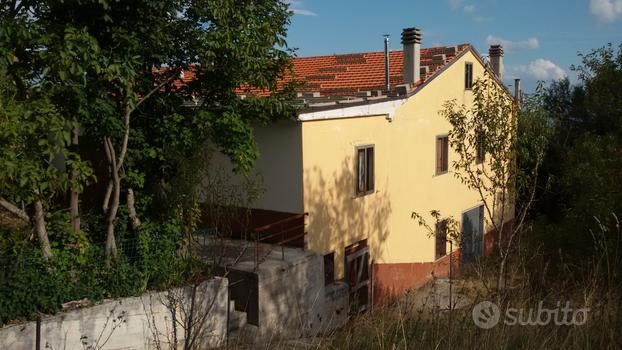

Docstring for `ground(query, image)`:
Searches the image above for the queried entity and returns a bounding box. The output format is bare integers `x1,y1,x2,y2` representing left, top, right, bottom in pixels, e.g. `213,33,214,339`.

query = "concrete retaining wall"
253,250,349,339
0,277,228,350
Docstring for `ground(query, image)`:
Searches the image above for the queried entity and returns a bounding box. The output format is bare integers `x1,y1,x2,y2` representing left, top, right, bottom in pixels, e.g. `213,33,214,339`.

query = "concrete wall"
0,278,228,350
203,119,304,214
251,120,304,213
236,249,348,340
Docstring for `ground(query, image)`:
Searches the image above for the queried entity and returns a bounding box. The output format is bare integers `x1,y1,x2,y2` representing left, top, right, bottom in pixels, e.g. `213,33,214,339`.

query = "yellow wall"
300,50,512,279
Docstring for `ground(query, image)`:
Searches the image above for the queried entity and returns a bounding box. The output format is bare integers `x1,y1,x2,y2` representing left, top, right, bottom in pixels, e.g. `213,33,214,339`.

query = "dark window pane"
357,149,365,194
436,136,448,174
324,252,335,285
436,138,442,174
366,147,374,192
465,63,473,89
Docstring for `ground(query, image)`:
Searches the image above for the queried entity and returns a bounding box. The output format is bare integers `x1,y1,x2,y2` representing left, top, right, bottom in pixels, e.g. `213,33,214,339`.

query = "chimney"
489,44,504,80
401,27,422,85
384,34,391,92
514,78,521,106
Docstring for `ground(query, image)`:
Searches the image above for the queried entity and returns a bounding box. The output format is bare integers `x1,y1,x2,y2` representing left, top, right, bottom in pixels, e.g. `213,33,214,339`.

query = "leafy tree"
530,42,622,278
438,71,549,290
0,0,298,260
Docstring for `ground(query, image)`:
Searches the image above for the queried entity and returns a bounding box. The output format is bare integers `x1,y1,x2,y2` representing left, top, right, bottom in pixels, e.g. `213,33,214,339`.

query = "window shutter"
442,137,448,172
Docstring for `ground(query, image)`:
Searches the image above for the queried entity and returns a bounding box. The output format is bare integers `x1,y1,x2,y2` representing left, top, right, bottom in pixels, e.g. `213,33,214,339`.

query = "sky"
284,0,622,92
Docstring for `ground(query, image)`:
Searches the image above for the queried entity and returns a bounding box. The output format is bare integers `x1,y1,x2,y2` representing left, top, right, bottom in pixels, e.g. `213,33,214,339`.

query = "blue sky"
284,0,622,92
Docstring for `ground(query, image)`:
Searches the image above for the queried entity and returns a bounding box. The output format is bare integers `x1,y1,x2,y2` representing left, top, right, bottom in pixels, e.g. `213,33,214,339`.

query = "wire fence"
0,237,147,272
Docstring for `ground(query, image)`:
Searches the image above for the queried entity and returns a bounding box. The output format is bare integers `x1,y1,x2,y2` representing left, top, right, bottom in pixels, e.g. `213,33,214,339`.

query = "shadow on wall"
303,155,393,285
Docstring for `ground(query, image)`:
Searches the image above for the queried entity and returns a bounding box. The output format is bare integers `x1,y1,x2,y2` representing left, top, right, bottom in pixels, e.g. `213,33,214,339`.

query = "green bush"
0,219,203,325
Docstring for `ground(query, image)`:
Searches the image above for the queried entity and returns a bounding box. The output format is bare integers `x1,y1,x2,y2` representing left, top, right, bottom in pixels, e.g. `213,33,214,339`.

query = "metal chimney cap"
401,27,422,45
489,44,504,56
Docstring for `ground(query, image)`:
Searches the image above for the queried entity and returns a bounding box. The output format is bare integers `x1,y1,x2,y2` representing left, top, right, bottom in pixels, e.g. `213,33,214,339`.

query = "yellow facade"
299,50,507,279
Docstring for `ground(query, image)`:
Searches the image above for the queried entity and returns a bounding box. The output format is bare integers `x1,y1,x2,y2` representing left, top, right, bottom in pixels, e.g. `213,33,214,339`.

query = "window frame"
355,144,375,196
435,135,449,175
465,62,474,90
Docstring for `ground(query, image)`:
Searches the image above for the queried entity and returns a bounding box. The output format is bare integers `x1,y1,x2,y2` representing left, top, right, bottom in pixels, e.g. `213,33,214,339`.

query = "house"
209,27,517,308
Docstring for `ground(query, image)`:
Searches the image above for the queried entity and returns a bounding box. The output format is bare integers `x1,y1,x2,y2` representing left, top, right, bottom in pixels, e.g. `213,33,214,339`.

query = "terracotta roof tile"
171,44,471,98
238,44,470,97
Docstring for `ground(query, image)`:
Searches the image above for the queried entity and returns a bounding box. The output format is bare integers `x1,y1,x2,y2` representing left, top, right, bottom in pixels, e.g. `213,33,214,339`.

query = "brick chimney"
489,44,504,80
401,27,422,85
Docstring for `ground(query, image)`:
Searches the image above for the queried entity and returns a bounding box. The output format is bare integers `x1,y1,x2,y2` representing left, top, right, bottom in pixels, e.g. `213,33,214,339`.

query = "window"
476,131,485,164
324,252,335,285
356,145,374,195
436,136,448,175
435,219,448,260
465,62,473,90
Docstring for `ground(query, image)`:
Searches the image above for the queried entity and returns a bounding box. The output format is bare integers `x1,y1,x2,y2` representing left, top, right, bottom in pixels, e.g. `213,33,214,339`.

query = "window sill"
434,171,448,177
355,190,376,198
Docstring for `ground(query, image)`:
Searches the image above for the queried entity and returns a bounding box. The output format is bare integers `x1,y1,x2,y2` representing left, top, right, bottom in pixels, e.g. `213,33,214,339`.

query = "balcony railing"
252,212,308,269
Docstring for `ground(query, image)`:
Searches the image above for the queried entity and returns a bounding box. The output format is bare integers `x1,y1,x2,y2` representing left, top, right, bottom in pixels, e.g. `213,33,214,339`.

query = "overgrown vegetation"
0,0,297,324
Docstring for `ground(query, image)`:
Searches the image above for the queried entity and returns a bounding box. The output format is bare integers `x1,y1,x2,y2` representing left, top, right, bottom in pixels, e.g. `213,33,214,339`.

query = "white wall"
0,278,228,350
251,120,304,213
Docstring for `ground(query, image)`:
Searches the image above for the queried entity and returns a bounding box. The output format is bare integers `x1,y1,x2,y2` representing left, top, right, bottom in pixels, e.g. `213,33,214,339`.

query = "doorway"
345,239,370,313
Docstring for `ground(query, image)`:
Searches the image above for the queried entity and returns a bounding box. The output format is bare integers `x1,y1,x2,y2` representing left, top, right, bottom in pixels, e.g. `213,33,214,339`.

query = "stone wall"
0,277,228,350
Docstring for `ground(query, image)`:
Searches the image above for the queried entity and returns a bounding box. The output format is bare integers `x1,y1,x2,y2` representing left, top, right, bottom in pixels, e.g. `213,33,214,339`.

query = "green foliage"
1,0,296,323
0,219,200,324
524,42,622,285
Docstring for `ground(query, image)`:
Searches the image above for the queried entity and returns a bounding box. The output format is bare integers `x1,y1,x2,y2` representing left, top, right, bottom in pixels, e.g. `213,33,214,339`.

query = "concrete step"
228,310,247,332
227,324,259,345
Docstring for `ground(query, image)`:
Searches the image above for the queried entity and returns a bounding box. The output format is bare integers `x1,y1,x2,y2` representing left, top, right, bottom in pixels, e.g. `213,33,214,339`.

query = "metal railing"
252,212,308,269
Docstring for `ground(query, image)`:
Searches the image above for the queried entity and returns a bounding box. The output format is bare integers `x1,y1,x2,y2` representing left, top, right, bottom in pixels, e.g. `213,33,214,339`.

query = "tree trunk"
102,180,113,213
0,197,29,223
127,188,141,232
104,137,119,260
33,197,52,259
70,128,81,233
497,253,506,291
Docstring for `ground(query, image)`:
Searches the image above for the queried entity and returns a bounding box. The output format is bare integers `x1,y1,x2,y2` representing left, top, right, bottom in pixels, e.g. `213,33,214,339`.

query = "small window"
324,252,335,285
435,219,448,260
436,136,449,175
465,62,473,90
476,131,485,164
356,145,374,195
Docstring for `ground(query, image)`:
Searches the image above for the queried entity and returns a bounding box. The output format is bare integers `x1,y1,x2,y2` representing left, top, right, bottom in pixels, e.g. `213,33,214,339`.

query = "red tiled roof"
173,44,471,97
237,43,471,97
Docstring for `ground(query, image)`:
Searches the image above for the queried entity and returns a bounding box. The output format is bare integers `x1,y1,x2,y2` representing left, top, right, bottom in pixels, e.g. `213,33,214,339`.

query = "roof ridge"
292,43,471,60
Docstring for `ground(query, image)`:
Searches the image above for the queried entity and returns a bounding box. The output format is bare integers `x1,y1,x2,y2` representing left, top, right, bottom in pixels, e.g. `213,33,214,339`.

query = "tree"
532,42,622,274
438,71,549,289
0,0,298,261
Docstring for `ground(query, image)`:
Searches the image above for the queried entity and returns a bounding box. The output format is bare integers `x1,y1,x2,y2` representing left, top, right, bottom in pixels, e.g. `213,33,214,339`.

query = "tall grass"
319,218,622,350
